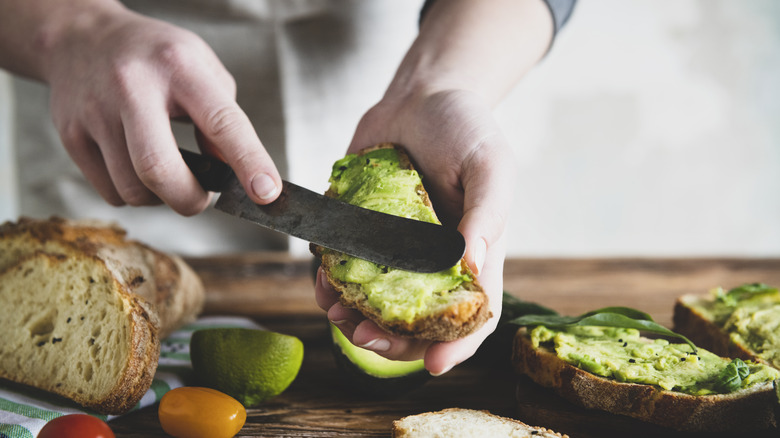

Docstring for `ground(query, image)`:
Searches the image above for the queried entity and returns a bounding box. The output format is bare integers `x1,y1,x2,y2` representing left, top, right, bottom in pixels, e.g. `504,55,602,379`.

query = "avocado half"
329,323,430,397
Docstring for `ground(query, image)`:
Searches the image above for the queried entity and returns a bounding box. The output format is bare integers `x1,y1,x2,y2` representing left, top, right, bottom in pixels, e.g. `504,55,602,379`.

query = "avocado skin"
329,326,431,398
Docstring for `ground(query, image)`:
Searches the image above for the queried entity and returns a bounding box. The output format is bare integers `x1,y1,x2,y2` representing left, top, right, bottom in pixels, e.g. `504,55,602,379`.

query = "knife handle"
180,148,234,192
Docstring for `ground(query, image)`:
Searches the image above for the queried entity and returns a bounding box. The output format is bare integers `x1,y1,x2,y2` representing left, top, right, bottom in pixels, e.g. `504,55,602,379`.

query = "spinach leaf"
716,283,778,306
509,306,698,353
717,358,750,393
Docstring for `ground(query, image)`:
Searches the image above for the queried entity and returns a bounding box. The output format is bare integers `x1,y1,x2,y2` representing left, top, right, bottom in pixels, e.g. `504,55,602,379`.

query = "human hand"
42,5,281,214
314,88,516,375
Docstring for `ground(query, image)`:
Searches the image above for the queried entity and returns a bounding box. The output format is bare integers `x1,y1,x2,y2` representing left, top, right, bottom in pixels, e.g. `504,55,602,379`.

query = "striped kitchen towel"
0,316,262,438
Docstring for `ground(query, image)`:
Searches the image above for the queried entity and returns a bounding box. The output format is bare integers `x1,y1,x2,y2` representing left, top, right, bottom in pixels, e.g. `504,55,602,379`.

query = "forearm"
0,0,126,81
387,0,554,106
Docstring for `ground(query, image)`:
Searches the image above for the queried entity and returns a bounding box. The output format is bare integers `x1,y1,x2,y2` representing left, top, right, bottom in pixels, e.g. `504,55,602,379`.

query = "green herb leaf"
717,358,750,393
716,283,778,306
500,292,558,323
509,306,698,353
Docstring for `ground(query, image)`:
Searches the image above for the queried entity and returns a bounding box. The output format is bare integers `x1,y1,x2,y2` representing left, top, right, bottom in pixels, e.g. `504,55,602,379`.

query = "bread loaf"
392,408,568,438
311,144,490,341
0,217,205,414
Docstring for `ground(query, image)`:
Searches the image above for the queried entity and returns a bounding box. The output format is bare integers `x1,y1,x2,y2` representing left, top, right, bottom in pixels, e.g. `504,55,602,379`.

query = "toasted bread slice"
392,408,568,438
512,327,779,432
311,143,490,341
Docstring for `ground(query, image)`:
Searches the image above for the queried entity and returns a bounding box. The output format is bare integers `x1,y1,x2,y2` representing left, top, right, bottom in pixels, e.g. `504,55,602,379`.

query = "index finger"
175,80,282,205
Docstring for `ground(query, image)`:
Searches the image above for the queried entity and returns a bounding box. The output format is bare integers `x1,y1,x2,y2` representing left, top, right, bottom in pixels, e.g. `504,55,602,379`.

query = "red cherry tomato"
158,387,246,438
38,414,115,438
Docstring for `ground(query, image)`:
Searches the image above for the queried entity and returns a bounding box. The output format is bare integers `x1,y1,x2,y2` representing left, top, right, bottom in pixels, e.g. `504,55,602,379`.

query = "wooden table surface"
108,255,780,437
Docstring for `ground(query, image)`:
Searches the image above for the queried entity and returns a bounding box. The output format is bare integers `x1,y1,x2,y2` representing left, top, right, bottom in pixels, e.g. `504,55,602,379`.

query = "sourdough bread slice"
392,408,568,438
512,327,779,432
674,292,780,369
0,216,205,414
311,143,490,341
0,251,160,414
0,216,204,338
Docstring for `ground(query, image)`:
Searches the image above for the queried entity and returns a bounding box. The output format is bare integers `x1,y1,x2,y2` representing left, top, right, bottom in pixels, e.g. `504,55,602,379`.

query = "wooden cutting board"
108,255,780,437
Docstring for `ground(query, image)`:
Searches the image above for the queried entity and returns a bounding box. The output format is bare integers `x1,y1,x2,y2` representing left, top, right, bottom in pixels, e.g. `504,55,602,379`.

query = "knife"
179,148,466,273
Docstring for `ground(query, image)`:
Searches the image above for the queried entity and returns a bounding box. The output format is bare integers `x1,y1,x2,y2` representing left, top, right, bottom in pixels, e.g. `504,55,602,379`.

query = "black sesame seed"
365,158,370,164
66,317,71,323
36,341,47,347
52,337,63,344
618,339,623,343
339,260,347,265
680,357,686,362
623,342,628,347
628,358,636,363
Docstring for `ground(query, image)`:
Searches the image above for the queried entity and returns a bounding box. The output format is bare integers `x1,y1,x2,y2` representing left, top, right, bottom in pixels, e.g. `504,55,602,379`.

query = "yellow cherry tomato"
158,387,246,438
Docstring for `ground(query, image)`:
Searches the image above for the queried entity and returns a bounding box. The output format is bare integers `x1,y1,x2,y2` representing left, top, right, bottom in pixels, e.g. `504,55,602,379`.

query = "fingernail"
430,363,456,377
251,173,278,200
473,238,487,276
358,338,391,352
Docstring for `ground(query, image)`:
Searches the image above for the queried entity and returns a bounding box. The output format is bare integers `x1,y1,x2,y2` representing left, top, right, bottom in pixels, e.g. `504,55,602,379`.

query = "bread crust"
511,328,778,432
311,143,490,341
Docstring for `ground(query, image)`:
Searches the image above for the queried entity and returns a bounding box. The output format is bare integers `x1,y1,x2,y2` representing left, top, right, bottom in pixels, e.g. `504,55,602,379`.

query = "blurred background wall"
496,0,780,257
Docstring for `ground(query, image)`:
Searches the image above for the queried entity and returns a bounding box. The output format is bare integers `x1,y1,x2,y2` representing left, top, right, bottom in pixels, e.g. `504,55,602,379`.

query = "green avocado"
531,325,780,395
329,323,430,397
690,283,780,369
325,148,472,324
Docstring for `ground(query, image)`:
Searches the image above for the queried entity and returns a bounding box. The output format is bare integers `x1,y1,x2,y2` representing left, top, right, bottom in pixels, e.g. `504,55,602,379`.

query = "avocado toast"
674,283,780,369
511,312,780,432
311,143,490,341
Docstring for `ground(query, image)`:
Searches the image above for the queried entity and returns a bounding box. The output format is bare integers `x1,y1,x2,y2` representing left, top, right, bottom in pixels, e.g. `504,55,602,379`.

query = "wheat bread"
392,408,568,438
311,143,490,341
0,217,205,414
511,327,779,432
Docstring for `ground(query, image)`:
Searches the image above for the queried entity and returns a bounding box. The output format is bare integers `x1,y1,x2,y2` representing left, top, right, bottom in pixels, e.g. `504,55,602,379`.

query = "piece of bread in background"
312,143,490,341
0,216,204,337
392,408,568,438
512,327,779,433
0,216,205,414
674,285,780,370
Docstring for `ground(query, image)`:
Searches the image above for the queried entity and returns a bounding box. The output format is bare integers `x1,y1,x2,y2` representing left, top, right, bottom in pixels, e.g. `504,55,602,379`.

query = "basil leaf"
716,283,778,306
509,307,698,353
500,292,558,323
717,358,750,393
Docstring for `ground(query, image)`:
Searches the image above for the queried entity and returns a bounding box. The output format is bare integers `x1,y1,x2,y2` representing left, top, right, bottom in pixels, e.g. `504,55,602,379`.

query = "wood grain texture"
108,255,780,437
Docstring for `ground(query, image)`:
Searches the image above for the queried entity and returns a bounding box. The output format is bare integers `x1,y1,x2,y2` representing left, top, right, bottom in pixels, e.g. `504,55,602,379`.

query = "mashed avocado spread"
326,148,471,323
530,325,780,395
692,284,780,370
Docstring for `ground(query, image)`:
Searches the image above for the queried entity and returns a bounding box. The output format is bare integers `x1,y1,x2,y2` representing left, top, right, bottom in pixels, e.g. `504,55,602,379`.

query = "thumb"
458,139,516,277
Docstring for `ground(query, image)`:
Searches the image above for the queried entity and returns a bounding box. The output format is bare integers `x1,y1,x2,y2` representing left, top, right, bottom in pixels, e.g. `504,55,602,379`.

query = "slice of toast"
512,327,779,432
674,291,780,370
0,217,205,414
311,143,490,341
392,408,568,438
